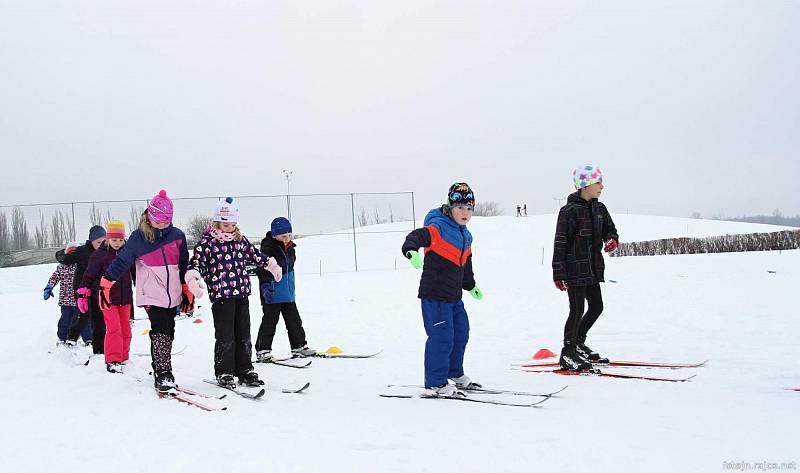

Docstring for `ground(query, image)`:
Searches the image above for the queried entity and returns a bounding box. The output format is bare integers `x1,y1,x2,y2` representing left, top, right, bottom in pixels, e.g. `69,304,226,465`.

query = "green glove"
469,286,483,300
406,250,423,269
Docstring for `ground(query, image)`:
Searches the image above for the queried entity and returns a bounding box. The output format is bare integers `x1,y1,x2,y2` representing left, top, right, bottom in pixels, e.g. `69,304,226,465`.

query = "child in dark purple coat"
80,220,135,373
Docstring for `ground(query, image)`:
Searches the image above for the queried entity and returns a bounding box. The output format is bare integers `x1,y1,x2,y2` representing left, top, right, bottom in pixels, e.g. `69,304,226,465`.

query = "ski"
519,368,696,382
280,382,311,394
784,388,800,392
387,384,568,398
256,358,313,369
133,345,188,357
175,385,227,399
517,359,707,369
158,390,227,411
313,349,383,359
379,393,550,407
202,379,266,399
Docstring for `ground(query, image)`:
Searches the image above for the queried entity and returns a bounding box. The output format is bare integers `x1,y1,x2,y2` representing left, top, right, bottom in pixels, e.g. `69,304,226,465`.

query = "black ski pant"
255,302,307,351
212,298,254,377
67,297,106,354
147,305,176,375
563,283,604,346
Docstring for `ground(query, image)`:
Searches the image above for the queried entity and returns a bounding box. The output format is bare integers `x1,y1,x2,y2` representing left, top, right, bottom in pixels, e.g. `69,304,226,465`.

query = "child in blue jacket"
401,183,484,397
254,217,316,361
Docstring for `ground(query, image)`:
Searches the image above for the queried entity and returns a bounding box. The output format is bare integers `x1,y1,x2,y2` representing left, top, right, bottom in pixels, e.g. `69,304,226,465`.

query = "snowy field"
0,215,797,473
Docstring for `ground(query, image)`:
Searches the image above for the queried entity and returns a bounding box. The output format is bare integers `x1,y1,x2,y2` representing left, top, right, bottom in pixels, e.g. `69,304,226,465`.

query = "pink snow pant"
103,304,132,364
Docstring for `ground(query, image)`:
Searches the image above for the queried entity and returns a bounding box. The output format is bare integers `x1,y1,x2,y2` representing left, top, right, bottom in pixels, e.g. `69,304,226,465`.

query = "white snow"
1,215,797,472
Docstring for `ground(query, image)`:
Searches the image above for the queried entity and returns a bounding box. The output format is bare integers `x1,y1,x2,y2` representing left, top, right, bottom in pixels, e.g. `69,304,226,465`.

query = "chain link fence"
0,192,416,273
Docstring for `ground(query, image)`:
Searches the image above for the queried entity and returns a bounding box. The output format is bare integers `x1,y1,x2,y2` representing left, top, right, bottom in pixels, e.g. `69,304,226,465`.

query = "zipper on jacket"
161,246,172,307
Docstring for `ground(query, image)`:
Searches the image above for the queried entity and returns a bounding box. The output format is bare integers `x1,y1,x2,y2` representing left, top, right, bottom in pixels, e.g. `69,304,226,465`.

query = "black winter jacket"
552,193,618,286
55,241,96,300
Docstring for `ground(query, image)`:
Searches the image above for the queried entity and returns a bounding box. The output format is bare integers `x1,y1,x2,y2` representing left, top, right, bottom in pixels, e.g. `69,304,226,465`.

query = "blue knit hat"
88,225,106,241
271,217,292,236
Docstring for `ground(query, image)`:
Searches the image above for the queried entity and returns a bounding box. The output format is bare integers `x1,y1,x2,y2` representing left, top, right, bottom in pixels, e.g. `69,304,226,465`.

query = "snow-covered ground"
1,215,797,472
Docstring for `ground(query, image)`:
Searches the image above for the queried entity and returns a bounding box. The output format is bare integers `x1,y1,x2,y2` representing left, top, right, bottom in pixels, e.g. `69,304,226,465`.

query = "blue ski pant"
58,306,91,342
421,299,469,388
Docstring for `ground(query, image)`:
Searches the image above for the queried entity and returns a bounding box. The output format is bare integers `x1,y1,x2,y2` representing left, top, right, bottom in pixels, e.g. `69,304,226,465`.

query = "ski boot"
422,384,465,398
64,339,77,348
239,369,265,387
216,373,237,390
291,345,317,358
449,374,482,390
576,342,609,363
255,350,274,363
106,362,123,374
154,370,176,392
559,345,592,371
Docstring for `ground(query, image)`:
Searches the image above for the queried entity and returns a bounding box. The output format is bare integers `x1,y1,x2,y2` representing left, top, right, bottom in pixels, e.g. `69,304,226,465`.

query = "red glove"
76,287,91,313
555,280,568,291
180,284,195,314
99,277,114,310
604,239,618,253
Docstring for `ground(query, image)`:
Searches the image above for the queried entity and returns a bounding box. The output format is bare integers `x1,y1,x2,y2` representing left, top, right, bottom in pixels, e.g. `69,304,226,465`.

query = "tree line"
612,229,800,257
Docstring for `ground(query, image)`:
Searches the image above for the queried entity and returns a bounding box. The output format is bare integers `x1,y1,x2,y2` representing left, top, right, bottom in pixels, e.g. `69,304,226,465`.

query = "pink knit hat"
147,189,174,224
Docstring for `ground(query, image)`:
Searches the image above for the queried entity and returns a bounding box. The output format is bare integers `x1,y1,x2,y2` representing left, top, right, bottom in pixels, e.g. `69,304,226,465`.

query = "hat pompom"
158,189,167,198
225,196,233,204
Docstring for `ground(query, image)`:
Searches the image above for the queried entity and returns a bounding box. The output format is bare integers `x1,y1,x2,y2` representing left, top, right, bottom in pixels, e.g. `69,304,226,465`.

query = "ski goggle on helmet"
447,182,475,209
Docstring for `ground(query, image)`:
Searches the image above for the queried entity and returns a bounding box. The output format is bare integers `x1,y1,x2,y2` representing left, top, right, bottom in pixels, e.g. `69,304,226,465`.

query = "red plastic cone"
533,348,556,360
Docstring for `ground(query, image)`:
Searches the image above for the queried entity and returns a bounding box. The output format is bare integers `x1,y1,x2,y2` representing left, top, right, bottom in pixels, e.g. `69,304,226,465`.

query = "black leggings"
563,283,604,345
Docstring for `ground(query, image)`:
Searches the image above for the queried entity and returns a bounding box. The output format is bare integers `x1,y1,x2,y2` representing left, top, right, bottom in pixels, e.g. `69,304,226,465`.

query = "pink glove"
604,239,618,253
554,280,568,291
266,257,283,282
76,287,91,313
99,277,115,310
184,269,206,298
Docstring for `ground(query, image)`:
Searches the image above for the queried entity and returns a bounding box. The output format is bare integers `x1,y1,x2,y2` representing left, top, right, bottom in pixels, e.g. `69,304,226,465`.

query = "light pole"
282,169,294,221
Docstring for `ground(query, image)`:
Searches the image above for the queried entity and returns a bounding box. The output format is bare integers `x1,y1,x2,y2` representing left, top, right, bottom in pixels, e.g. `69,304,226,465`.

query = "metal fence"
0,192,417,273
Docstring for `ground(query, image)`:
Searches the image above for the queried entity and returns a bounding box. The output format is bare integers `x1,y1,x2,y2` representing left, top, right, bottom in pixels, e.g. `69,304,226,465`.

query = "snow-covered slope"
1,215,797,472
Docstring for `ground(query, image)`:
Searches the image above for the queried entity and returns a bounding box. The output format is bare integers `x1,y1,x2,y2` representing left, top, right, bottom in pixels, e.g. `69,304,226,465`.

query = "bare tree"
34,212,48,248
473,201,504,217
129,206,144,234
0,211,9,253
186,214,212,245
88,203,112,226
10,207,30,250
388,205,394,223
372,207,386,225
50,209,72,247
357,208,369,227
690,212,702,219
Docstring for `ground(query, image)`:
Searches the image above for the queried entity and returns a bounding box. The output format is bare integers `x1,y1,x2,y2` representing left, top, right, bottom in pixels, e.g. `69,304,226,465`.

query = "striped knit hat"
147,189,174,224
106,220,126,239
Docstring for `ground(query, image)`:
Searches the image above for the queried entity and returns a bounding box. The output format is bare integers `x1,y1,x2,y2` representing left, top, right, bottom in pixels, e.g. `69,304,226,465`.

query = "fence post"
350,193,358,272
411,192,417,226
286,195,291,222
70,202,77,240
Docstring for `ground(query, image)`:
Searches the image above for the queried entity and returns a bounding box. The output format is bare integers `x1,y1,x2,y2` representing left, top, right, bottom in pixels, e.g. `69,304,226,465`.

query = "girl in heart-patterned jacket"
185,197,283,389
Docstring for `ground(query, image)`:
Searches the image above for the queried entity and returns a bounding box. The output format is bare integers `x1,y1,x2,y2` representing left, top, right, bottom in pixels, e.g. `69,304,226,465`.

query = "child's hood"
424,207,464,229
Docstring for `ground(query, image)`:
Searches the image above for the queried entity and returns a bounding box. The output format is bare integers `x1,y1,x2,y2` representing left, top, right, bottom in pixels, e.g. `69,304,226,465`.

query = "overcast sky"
1,0,798,219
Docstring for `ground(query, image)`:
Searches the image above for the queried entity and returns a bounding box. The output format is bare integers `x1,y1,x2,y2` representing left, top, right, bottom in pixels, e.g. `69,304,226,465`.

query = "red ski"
517,359,707,369
158,391,227,411
518,367,696,383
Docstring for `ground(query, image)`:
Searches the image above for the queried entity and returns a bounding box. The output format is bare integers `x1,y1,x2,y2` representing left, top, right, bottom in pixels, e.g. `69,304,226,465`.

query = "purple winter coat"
82,245,135,306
